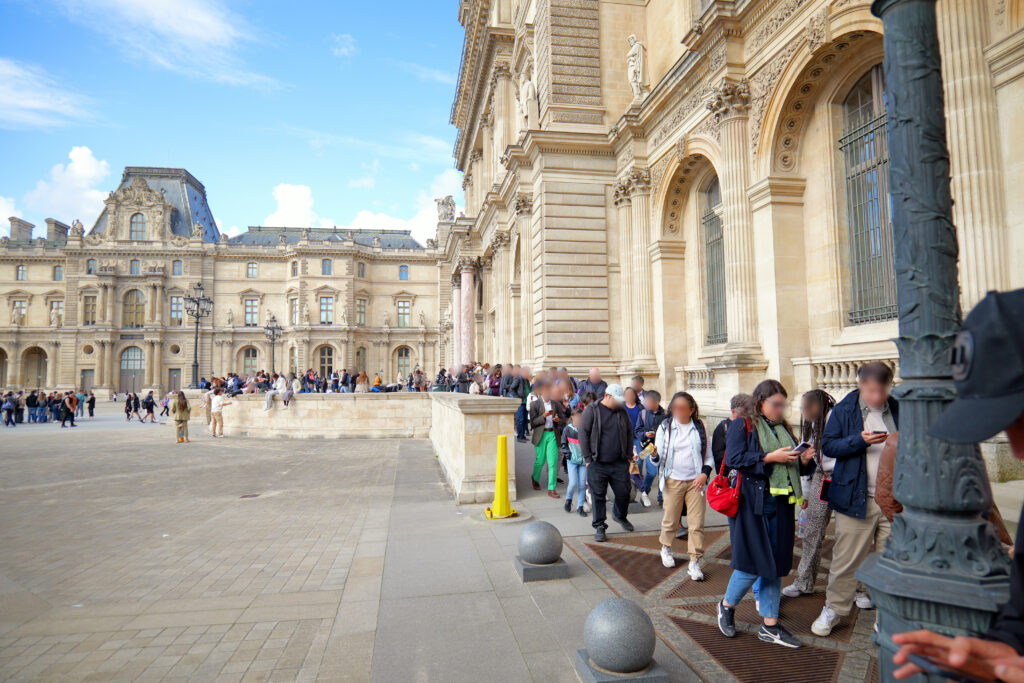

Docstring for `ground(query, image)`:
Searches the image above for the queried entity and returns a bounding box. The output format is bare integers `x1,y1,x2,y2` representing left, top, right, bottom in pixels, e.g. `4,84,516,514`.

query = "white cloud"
396,61,456,85
0,196,19,236
331,34,357,57
347,159,379,190
264,184,335,229
223,224,243,237
0,58,91,129
48,0,275,87
281,125,453,165
23,146,110,226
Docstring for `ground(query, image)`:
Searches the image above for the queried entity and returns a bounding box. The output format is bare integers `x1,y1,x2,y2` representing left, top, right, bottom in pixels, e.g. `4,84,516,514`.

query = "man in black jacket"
711,394,750,473
579,383,634,542
892,289,1024,680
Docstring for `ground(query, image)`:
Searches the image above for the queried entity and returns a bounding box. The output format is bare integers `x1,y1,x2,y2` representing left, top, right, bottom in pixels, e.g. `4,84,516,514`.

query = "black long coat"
724,417,813,578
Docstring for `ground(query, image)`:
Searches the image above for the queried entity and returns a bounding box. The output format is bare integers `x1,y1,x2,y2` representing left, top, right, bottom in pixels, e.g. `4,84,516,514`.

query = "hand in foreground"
765,447,798,464
861,430,888,445
690,473,708,491
798,446,815,465
892,630,1023,681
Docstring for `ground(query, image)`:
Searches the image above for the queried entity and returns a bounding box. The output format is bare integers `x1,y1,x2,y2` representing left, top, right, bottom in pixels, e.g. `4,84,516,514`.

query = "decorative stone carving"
514,195,532,216
807,7,829,53
748,41,800,155
10,305,21,326
190,221,203,238
747,0,813,57
707,46,727,74
219,233,229,243
626,35,649,101
436,195,456,222
489,232,510,251
171,235,189,247
301,228,310,241
708,78,750,122
652,83,715,147
0,236,8,247
627,168,651,194
70,219,84,237
517,64,539,134
278,233,287,245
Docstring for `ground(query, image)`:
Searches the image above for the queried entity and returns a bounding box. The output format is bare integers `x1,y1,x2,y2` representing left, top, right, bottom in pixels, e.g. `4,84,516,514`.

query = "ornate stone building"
443,0,1023,414
0,167,444,395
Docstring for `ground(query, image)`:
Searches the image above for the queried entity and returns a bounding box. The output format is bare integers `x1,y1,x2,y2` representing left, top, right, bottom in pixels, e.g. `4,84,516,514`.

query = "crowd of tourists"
1,389,95,428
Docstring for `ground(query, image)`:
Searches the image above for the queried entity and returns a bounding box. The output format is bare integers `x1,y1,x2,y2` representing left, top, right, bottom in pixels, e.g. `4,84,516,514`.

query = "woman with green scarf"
715,379,815,649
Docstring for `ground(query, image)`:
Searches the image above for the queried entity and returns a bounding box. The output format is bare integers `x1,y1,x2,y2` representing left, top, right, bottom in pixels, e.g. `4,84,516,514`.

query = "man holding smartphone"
812,362,899,637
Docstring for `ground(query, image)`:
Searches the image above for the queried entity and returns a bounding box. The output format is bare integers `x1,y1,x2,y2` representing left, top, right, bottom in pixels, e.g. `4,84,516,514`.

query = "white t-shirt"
864,408,888,497
542,399,554,429
210,394,227,413
656,420,700,482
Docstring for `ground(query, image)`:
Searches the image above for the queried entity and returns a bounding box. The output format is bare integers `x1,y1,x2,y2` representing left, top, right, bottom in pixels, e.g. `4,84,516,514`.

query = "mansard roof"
229,226,424,250
90,166,220,242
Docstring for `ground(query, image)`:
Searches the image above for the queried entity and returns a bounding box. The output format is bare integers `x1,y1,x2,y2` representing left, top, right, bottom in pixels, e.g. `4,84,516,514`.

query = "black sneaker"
578,507,586,517
564,499,572,513
717,601,736,638
612,515,634,532
758,622,802,649
594,527,608,542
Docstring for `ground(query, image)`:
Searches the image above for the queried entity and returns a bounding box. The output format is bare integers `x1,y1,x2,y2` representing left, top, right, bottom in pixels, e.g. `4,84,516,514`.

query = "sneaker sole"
758,632,802,648
810,624,835,637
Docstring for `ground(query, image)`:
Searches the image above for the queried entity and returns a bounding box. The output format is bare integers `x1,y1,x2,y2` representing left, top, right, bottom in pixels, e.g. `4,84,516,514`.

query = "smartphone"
906,653,1001,683
792,441,812,454
871,430,888,435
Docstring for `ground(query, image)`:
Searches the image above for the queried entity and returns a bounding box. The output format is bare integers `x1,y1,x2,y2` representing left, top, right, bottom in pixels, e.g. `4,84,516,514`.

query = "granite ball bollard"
583,598,656,674
518,521,562,564
513,521,569,582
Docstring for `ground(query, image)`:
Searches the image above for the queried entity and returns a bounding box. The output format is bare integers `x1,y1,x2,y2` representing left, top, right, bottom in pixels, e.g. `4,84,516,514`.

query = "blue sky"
0,0,465,244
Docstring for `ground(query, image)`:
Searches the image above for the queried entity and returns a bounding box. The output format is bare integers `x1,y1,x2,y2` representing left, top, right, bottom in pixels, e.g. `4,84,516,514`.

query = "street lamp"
264,312,282,375
184,282,213,389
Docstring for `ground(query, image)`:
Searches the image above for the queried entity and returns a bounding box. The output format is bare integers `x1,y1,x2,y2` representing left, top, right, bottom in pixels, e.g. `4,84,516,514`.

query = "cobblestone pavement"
0,408,699,682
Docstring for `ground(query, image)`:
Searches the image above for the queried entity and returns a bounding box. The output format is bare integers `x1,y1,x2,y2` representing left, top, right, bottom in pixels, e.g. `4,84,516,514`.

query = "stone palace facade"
0,167,444,395
442,0,1024,413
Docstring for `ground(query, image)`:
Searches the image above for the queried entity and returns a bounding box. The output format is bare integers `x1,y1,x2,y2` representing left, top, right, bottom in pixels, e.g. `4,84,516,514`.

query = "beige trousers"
659,478,706,559
825,497,891,615
210,412,224,436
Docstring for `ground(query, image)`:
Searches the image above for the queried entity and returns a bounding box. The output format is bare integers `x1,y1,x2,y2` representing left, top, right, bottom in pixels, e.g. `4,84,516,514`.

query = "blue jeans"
515,404,527,439
724,571,781,619
566,461,586,509
642,456,661,499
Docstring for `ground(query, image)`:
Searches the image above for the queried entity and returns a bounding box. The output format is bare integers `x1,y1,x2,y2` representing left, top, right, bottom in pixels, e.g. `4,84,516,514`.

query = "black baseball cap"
929,289,1024,443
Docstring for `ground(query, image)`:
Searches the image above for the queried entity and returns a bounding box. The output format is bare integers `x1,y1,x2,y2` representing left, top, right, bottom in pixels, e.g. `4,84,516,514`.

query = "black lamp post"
184,282,213,389
264,312,282,375
857,1,1011,678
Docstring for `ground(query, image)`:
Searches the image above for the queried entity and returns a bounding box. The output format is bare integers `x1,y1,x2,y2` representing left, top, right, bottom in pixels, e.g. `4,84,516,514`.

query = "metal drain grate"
584,543,682,594
611,529,729,553
668,614,844,683
663,562,734,599
684,591,859,643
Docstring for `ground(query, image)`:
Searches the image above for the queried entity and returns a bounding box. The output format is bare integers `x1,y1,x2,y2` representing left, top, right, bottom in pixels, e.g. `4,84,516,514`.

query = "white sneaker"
811,606,840,637
687,559,704,581
782,584,804,598
855,591,875,610
660,546,675,568
640,491,651,507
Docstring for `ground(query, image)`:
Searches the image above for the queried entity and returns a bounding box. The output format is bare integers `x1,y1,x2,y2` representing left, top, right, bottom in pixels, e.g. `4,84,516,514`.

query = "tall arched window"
243,347,258,376
288,346,297,374
129,213,146,240
317,346,334,377
398,265,409,280
172,260,183,276
130,259,140,275
701,176,726,345
396,347,411,378
839,65,896,324
291,261,298,276
246,262,258,279
122,289,146,328
322,259,332,275
53,265,63,281
86,259,97,274
15,264,26,281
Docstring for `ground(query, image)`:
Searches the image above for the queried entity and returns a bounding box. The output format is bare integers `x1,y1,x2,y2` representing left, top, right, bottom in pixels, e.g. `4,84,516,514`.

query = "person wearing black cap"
893,288,1024,681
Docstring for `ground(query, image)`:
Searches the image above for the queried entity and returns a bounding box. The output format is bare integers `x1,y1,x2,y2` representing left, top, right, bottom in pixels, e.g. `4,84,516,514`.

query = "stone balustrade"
792,355,900,400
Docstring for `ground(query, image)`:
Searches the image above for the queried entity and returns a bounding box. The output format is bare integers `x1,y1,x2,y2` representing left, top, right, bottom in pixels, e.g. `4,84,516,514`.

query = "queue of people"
1,389,94,428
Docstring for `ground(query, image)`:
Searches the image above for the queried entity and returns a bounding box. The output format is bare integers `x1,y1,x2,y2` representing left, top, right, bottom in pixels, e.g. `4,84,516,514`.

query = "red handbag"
706,418,748,518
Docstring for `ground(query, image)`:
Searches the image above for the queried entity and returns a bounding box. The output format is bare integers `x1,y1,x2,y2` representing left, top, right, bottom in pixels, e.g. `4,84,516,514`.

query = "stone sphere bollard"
583,598,656,674
517,521,563,565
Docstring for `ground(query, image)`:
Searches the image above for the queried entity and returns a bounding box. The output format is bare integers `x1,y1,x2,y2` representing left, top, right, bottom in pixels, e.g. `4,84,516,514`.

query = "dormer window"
130,213,146,240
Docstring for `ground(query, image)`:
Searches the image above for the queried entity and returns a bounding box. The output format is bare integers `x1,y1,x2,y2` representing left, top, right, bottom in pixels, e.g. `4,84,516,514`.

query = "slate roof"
90,167,220,242
229,226,425,249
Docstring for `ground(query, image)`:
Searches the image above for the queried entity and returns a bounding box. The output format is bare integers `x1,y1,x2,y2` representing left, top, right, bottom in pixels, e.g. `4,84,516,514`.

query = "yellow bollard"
485,434,518,519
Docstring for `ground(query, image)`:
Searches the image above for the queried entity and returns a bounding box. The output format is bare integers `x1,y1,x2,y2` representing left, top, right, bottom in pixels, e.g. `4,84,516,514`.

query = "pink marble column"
460,262,476,365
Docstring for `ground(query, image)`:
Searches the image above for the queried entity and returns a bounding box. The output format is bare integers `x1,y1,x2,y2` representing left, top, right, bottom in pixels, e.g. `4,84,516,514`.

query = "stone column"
515,196,533,366
492,65,514,163
614,181,635,363
937,0,1009,310
490,233,510,363
104,284,113,324
460,258,477,365
858,2,1010,678
45,343,57,388
144,341,155,386
154,283,163,325
96,341,106,387
452,277,462,367
709,79,759,348
107,341,116,389
629,168,654,364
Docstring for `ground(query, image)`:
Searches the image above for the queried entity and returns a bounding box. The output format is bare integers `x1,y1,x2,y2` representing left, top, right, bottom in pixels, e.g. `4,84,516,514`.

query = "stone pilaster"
452,276,462,368
613,181,635,363
937,0,1009,310
459,258,477,365
709,78,760,351
45,342,57,388
490,232,511,363
628,168,654,365
514,196,534,366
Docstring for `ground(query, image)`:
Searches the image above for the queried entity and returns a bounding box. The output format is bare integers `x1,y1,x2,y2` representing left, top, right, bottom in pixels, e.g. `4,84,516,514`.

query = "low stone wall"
429,393,520,505
214,392,433,439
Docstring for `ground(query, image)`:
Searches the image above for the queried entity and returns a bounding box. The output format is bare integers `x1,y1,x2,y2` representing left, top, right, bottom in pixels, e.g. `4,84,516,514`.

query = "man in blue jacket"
812,361,898,637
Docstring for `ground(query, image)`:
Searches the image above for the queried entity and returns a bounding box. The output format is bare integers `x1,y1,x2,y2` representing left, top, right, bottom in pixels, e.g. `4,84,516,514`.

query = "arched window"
130,259,140,275
321,259,332,275
119,346,144,392
701,176,726,345
243,347,258,376
396,347,411,378
129,213,146,240
398,265,409,281
291,261,298,276
246,262,258,279
357,262,366,278
839,65,896,324
53,265,63,281
86,259,97,274
317,346,334,378
172,260,182,276
122,289,146,328
15,264,26,281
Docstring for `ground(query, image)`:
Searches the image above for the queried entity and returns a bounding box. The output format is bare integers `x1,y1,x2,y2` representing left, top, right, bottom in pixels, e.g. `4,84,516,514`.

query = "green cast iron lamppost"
264,313,282,376
857,1,1011,679
184,282,213,389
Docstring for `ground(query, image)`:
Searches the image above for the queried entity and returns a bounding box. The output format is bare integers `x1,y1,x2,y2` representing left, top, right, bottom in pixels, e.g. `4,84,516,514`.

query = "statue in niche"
518,64,539,134
419,311,427,328
226,308,234,326
10,306,21,326
626,34,649,101
50,306,61,327
382,312,390,328
301,302,311,325
340,308,348,326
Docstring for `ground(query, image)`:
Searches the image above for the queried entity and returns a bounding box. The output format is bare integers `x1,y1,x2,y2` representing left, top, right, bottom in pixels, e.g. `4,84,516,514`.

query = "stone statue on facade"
340,308,348,326
50,306,61,327
192,221,204,239
419,311,427,328
301,303,311,325
226,308,234,326
70,219,84,237
626,35,649,101
382,312,390,328
518,65,539,134
10,306,21,326
219,232,229,243
278,233,287,245
436,195,456,222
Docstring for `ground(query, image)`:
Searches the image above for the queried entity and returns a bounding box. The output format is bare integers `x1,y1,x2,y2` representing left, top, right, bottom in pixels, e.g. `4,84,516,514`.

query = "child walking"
560,407,587,516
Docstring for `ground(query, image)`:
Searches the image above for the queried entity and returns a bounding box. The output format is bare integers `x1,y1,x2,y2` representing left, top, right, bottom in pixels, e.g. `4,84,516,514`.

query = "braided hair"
800,389,836,451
